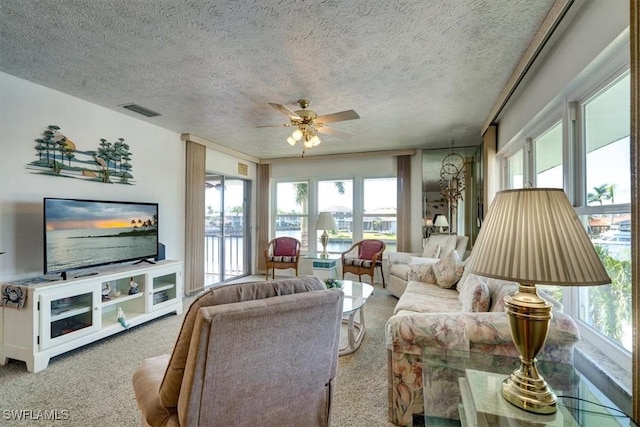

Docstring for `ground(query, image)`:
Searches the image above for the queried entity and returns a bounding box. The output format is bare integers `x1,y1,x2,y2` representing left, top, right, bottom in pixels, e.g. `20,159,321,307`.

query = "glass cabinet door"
40,284,100,349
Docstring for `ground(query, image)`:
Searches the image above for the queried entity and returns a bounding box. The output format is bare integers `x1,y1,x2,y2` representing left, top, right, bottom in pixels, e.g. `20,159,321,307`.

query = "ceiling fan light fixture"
292,129,303,141
287,136,296,146
312,135,321,146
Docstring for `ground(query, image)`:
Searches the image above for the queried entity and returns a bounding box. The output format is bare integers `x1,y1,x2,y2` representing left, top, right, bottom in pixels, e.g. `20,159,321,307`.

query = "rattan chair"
264,237,301,280
341,239,386,287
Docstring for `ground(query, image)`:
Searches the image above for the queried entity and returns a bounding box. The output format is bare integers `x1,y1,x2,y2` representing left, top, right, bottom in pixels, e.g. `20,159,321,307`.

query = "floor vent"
121,103,161,117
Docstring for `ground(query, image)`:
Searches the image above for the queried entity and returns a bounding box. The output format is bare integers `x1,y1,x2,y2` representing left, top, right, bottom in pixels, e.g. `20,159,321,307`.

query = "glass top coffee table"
339,280,373,356
420,347,637,426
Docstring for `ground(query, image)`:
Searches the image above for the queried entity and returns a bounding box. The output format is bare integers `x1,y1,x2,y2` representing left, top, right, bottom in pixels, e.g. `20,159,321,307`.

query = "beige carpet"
0,280,401,426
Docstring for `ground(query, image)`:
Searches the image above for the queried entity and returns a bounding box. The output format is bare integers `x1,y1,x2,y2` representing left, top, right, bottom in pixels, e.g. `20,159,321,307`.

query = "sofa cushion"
427,234,458,256
458,275,491,312
409,256,439,266
158,276,325,408
394,281,461,314
433,251,464,289
421,243,441,258
408,263,437,283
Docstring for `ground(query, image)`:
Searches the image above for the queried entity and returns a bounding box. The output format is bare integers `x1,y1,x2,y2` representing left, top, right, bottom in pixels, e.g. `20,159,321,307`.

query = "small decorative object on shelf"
128,277,139,295
101,283,111,300
117,307,130,329
324,278,343,289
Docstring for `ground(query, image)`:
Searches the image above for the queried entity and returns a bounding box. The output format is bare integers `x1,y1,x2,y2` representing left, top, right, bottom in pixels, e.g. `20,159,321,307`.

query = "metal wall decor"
26,125,134,185
439,150,465,211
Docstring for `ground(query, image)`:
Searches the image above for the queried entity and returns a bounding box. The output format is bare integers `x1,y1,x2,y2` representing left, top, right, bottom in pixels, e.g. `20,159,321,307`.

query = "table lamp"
434,215,449,234
424,218,434,238
464,188,610,414
314,212,337,258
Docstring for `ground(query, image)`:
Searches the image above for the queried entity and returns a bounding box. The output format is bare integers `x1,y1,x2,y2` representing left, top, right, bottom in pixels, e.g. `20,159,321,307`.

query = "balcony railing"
204,233,245,285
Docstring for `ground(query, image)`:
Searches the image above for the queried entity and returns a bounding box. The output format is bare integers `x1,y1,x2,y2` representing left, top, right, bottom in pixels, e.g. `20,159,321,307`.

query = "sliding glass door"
205,174,251,285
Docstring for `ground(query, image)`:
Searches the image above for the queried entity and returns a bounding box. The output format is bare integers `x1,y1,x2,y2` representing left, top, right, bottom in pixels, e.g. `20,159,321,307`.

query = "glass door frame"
205,174,251,285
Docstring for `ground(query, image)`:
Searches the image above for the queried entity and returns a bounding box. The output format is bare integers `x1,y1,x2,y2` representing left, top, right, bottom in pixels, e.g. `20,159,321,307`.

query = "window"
578,73,631,353
506,149,524,189
317,179,353,254
274,181,309,252
584,75,631,206
534,122,563,189
498,70,632,371
363,178,397,252
273,176,397,256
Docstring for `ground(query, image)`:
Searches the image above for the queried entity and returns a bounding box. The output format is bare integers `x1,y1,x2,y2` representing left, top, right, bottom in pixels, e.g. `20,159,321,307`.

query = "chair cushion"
268,255,297,263
344,258,374,268
359,240,383,260
158,276,325,408
274,237,298,256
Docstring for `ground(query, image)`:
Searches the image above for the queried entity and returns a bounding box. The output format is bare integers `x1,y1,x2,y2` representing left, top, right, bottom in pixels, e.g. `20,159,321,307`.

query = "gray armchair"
133,276,344,427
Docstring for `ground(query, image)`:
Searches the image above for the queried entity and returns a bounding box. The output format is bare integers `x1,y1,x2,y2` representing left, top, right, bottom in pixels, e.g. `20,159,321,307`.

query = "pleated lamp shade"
314,212,337,231
465,188,610,286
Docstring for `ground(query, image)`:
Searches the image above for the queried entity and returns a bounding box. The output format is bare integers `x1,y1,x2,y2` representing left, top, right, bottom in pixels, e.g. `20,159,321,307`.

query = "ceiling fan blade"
269,103,301,119
256,123,291,128
316,109,360,123
316,126,353,139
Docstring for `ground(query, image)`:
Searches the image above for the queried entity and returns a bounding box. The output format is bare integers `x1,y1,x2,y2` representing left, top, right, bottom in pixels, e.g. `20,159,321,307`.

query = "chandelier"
286,125,321,149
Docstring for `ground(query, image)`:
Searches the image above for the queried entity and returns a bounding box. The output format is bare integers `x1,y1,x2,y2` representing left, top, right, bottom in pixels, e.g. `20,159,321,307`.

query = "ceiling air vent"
121,103,161,118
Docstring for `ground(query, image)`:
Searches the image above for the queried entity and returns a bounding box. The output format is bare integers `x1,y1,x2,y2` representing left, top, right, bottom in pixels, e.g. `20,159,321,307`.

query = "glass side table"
420,348,637,426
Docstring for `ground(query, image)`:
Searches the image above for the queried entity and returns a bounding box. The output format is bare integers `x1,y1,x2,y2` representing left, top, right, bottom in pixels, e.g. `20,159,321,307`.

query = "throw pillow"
459,277,490,312
274,238,297,256
360,240,383,260
433,251,464,289
484,278,519,312
408,263,437,283
421,242,441,258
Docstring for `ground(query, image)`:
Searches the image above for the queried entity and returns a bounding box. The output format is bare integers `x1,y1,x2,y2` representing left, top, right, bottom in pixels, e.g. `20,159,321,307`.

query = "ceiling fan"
259,99,360,150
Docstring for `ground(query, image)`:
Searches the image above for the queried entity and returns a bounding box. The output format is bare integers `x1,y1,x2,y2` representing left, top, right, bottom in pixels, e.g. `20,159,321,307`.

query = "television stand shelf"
0,260,183,372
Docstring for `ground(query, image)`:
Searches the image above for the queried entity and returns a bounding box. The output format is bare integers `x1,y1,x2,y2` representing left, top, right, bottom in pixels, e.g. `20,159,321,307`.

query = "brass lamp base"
320,231,329,259
502,283,557,414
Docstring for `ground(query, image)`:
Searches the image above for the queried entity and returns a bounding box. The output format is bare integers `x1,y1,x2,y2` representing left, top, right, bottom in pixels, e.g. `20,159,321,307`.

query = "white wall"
498,0,629,149
0,73,185,281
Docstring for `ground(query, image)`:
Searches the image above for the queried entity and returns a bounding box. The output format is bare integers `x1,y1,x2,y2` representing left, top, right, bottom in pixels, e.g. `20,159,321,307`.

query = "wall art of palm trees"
26,125,134,185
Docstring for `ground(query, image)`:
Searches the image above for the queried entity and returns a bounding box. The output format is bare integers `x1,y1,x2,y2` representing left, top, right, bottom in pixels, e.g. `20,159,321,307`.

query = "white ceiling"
0,0,556,160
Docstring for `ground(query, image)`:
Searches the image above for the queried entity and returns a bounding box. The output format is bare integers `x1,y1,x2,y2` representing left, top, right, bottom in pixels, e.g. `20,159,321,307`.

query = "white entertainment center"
0,260,183,372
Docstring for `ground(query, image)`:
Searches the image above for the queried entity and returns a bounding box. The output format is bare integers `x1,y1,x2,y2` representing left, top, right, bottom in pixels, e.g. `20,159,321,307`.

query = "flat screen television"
44,197,159,276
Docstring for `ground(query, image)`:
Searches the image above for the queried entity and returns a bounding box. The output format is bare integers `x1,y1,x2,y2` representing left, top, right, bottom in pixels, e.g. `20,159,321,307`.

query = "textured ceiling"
0,0,555,160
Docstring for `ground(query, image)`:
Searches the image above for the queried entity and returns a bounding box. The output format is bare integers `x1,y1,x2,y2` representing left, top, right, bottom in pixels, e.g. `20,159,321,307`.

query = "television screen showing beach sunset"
44,198,158,274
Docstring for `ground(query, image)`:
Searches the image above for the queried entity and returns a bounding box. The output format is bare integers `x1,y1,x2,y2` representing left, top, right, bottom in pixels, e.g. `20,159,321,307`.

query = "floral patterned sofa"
384,252,581,425
388,234,469,298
